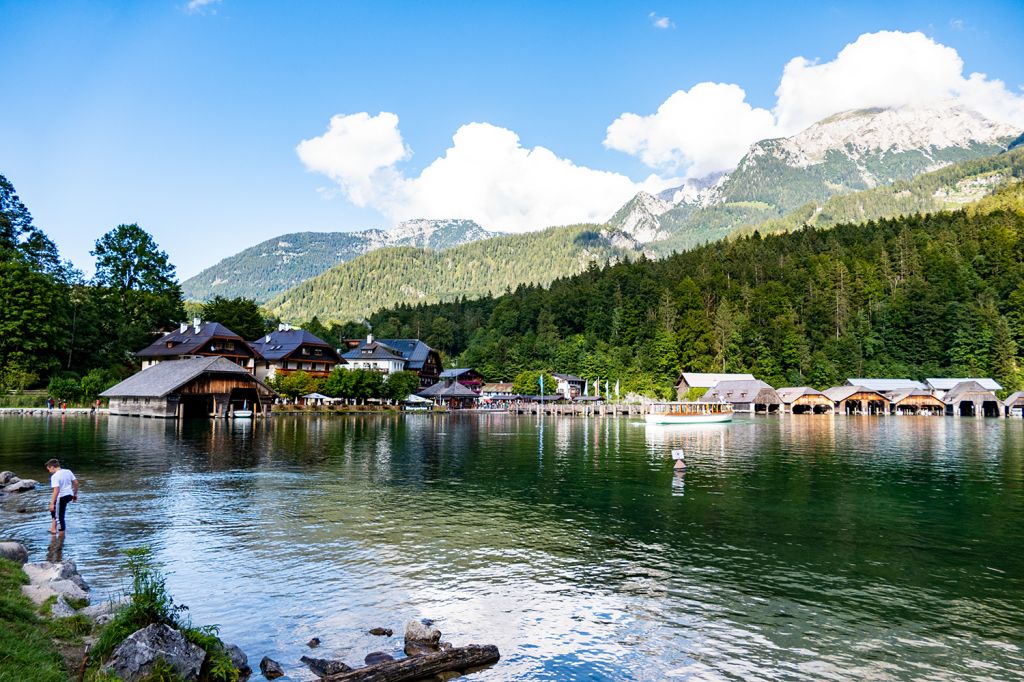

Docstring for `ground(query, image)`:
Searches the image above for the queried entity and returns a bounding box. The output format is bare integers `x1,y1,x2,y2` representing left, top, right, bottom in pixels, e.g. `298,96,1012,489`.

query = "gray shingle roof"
943,381,1002,404
823,386,887,402
776,387,826,404
100,357,267,398
342,341,407,362
249,329,341,362
417,381,479,398
1004,391,1024,407
677,372,755,388
702,380,781,404
887,389,945,405
136,322,257,359
845,378,926,391
926,377,1002,392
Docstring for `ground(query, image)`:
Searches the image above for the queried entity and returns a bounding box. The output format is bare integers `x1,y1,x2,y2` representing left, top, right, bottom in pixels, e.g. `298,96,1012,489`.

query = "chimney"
193,317,201,333
265,334,272,343
367,333,374,344
180,322,188,334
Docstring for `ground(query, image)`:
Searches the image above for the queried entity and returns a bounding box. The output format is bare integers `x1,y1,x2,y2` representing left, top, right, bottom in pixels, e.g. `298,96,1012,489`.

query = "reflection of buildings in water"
671,469,685,497
779,414,837,454
554,417,571,459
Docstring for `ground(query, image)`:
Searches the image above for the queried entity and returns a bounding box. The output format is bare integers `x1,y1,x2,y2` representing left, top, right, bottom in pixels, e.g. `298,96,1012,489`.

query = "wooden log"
322,644,500,682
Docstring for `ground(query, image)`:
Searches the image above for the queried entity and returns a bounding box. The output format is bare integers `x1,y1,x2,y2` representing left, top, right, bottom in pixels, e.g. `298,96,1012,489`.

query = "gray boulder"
259,656,284,680
224,644,251,679
50,595,78,618
3,479,37,493
81,597,128,623
365,651,395,665
0,541,28,565
105,623,206,682
0,471,15,485
22,560,90,604
300,655,352,677
404,619,442,645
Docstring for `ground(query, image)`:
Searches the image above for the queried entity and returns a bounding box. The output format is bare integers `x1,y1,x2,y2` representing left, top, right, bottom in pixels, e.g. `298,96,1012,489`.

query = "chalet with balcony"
342,335,442,387
136,319,261,372
439,368,485,392
249,325,344,382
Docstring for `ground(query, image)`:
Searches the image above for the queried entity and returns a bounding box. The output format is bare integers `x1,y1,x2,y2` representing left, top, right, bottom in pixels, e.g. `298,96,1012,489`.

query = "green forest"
365,182,1024,397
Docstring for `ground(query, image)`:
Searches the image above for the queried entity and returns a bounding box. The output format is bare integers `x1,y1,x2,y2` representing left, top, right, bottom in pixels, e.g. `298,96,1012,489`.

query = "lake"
1,413,1022,680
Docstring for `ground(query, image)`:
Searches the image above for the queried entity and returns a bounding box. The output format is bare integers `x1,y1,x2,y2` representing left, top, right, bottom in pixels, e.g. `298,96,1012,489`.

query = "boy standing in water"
45,459,78,535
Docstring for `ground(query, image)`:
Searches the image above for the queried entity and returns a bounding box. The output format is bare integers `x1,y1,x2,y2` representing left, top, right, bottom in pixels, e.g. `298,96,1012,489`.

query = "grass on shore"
0,558,68,682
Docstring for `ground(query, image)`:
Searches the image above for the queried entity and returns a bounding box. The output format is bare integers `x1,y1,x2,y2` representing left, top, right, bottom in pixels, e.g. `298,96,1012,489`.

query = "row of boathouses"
677,373,1022,417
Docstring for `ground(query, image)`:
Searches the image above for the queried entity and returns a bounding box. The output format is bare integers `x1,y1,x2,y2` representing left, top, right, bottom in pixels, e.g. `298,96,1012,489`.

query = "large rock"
259,656,284,680
405,619,442,645
105,623,206,682
224,644,251,680
50,594,78,618
3,479,37,493
364,651,395,665
300,655,352,677
22,560,90,603
0,541,28,565
0,471,15,485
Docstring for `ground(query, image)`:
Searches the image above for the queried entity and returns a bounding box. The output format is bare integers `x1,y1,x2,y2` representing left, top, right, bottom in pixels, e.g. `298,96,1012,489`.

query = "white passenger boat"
233,400,254,419
645,402,733,425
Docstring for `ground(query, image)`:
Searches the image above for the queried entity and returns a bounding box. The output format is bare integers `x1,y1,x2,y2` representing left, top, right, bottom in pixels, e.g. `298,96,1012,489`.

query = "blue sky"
2,1,1022,278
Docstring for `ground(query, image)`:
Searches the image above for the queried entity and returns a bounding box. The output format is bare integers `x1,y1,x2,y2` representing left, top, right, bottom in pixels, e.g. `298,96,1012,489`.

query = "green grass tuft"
0,558,67,682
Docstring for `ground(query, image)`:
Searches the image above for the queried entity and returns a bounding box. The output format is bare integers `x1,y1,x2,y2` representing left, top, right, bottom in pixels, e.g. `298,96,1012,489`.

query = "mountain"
606,192,673,242
180,218,493,302
609,102,1021,254
267,225,643,323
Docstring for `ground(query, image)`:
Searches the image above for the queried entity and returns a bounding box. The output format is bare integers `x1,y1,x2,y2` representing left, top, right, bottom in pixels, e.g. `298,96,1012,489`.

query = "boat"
645,402,733,425
233,400,254,419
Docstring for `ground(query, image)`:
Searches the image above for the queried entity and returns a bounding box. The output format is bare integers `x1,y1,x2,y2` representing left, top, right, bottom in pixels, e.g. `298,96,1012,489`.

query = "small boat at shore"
645,402,733,425
233,400,253,419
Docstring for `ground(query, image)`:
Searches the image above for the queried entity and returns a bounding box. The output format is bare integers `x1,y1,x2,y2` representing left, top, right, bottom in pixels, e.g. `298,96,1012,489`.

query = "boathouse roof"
702,380,781,405
925,377,1002,392
823,386,887,402
887,389,945,406
943,381,1002,404
845,378,926,392
249,328,341,363
1004,391,1024,407
776,387,826,404
101,357,273,398
676,372,755,388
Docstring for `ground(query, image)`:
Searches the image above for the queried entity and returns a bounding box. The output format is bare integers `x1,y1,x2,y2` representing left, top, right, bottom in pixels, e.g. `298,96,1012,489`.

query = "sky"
2,1,1023,279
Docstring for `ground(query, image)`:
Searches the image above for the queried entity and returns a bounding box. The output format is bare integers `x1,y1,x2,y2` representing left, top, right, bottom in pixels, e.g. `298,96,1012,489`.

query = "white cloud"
606,30,1024,177
604,82,777,176
649,12,674,29
185,0,221,15
297,115,669,232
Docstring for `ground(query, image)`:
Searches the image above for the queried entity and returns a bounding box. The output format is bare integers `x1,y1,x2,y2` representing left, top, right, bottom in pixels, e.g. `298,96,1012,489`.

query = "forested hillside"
268,225,642,323
366,183,1024,396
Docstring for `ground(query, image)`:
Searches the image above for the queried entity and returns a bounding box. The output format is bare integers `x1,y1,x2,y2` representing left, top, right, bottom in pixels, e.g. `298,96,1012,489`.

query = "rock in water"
0,471,15,485
404,640,437,657
224,644,251,679
21,560,90,605
364,651,395,665
259,656,284,680
307,636,321,648
105,623,206,682
0,541,28,565
3,479,37,493
405,619,442,645
368,627,393,636
300,655,352,677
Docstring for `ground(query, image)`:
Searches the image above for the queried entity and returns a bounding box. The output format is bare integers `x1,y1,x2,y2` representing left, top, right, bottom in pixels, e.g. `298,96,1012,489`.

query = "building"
136,319,261,372
481,383,515,398
887,389,946,415
675,372,755,400
101,356,276,418
845,378,927,393
776,387,834,414
943,381,1004,417
552,373,586,399
418,379,479,409
249,326,344,382
1004,391,1024,417
925,377,1003,400
823,386,889,415
342,335,442,387
439,368,485,392
701,380,782,413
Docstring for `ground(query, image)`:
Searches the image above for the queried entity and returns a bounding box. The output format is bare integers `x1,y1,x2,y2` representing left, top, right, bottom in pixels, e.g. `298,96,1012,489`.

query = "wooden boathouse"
823,386,889,415
887,389,946,415
702,380,782,414
776,387,834,414
101,356,277,418
942,381,1004,417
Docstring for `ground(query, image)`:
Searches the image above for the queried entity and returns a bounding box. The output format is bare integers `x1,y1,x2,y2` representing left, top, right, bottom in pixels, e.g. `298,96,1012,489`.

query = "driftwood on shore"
322,644,500,682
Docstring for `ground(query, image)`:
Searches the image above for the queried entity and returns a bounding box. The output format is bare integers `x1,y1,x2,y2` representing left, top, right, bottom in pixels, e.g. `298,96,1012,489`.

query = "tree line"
363,184,1024,398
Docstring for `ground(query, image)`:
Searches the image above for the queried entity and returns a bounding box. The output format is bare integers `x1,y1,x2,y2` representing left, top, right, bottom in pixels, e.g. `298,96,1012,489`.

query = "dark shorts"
51,494,73,531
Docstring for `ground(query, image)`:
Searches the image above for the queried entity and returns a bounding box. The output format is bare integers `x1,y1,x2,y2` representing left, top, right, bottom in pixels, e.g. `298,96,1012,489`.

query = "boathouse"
136,319,261,372
101,356,276,418
701,380,782,413
887,389,946,415
776,387,834,414
925,377,1002,400
675,372,755,400
249,326,343,382
823,386,888,415
1004,392,1024,417
943,381,1004,417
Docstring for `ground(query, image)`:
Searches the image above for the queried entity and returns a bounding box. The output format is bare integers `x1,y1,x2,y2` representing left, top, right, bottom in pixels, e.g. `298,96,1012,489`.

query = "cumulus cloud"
649,12,674,29
604,83,777,176
605,30,1024,177
297,115,668,232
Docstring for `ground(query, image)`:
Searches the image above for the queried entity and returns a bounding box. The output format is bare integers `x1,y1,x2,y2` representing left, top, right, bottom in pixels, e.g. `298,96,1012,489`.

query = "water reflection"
0,414,1022,681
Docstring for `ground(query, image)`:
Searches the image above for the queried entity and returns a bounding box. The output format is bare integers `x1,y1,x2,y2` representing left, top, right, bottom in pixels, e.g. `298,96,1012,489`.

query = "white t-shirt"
50,469,76,497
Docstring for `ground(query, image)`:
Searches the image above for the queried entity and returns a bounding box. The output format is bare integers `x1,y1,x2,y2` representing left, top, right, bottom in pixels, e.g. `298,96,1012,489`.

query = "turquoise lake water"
1,413,1022,680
